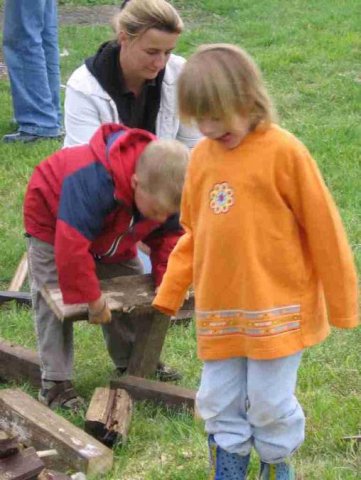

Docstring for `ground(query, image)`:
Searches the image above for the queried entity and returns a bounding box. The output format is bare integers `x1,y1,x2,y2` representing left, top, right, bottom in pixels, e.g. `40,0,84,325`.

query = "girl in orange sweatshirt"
153,44,359,480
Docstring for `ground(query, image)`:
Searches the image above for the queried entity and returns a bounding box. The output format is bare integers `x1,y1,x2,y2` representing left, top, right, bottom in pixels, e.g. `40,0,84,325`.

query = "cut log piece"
0,338,41,387
110,375,196,411
41,274,194,321
0,446,44,480
8,253,28,292
0,389,113,475
85,388,133,447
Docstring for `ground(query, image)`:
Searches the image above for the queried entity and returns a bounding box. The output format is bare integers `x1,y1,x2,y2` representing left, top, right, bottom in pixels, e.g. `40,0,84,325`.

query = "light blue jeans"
3,0,61,136
196,353,305,464
138,248,152,274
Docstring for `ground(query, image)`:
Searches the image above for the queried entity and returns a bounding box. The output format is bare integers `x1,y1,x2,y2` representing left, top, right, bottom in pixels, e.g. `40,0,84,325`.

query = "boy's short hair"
136,139,189,212
178,43,277,130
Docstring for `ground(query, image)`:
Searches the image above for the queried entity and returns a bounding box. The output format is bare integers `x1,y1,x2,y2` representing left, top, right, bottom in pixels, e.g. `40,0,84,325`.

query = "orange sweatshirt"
153,125,359,360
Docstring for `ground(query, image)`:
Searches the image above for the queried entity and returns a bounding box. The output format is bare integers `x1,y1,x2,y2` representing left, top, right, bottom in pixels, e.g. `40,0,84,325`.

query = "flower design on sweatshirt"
209,182,235,214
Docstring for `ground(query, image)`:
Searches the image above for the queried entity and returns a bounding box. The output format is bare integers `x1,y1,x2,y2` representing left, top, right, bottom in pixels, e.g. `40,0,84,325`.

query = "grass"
0,0,360,478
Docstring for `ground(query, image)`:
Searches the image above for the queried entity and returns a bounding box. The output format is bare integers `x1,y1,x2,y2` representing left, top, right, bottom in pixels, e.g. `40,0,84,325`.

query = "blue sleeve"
58,162,117,240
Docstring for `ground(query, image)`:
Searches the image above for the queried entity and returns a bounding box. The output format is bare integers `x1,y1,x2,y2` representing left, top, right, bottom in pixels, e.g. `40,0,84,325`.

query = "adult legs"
3,0,61,136
42,0,62,128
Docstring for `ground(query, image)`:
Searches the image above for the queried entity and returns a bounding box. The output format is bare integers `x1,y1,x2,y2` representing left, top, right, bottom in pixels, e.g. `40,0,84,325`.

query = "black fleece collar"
85,41,165,133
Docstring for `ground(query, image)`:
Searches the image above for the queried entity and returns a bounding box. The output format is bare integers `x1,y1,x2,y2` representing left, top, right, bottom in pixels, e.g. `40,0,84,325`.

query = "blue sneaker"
259,461,295,479
2,131,63,143
208,434,250,479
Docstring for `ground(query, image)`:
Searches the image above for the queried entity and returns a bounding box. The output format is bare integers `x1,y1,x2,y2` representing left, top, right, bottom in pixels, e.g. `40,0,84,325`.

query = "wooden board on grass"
110,375,196,411
0,446,44,480
0,338,41,387
0,389,113,475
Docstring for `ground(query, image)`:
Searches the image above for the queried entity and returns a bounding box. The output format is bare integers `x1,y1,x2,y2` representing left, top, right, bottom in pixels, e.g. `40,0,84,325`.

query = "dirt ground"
0,5,119,80
0,4,119,27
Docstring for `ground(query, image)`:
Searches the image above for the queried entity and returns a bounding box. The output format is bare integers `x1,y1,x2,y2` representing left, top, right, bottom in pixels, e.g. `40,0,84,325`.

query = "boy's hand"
88,296,112,324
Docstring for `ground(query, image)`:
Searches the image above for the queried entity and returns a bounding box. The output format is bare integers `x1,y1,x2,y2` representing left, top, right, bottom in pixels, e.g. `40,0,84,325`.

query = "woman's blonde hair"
113,0,183,39
178,44,277,130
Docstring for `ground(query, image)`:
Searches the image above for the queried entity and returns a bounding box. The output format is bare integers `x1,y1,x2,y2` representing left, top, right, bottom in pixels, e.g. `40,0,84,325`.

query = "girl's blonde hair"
178,44,277,130
113,0,183,39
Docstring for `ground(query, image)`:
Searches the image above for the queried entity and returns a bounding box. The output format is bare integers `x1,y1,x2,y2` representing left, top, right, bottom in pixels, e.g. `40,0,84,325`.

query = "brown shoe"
38,380,85,412
115,362,182,382
155,362,182,382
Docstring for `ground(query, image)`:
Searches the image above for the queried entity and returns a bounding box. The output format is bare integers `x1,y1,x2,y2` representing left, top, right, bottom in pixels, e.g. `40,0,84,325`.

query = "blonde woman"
63,0,201,148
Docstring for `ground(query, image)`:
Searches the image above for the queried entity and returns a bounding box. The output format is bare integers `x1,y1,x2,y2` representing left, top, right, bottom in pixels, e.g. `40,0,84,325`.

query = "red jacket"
24,124,183,304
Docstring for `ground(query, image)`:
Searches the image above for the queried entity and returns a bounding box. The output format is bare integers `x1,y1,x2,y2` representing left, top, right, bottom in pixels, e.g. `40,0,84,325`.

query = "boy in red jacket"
24,123,189,410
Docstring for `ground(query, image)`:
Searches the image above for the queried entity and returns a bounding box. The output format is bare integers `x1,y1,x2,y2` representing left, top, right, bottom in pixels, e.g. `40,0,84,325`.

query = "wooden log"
0,389,113,475
8,253,28,292
0,338,41,387
127,312,170,377
0,291,31,307
110,375,196,412
85,387,133,447
41,274,194,321
0,446,44,480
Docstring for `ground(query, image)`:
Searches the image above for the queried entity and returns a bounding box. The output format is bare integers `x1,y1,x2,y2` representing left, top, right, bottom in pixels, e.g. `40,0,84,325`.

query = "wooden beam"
110,375,196,412
85,387,133,447
0,389,113,475
0,338,41,387
0,291,31,307
41,274,194,322
38,470,72,480
8,253,28,292
0,430,19,459
0,446,44,480
343,435,361,442
127,312,170,377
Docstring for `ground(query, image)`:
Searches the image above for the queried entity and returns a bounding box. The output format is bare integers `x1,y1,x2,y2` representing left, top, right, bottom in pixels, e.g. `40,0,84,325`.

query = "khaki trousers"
27,236,143,381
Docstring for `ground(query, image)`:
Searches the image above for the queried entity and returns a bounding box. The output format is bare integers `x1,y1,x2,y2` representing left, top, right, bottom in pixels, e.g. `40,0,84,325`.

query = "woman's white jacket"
64,53,201,148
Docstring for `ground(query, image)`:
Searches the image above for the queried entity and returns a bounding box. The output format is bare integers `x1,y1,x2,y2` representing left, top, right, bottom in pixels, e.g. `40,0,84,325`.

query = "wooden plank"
0,338,41,387
38,470,72,480
0,389,113,475
85,387,133,447
110,375,196,411
0,431,19,459
0,446,44,480
41,274,194,321
343,435,361,442
0,291,31,307
127,312,170,377
8,253,28,292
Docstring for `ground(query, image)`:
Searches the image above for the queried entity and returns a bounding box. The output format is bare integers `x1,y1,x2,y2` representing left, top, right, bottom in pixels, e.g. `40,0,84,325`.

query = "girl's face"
119,28,179,83
197,114,251,149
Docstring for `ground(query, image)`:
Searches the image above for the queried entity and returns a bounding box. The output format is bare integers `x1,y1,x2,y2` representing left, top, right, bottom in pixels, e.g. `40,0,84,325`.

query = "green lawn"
0,1,360,478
